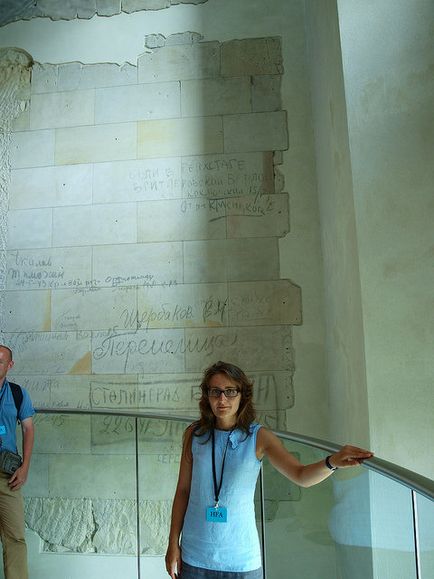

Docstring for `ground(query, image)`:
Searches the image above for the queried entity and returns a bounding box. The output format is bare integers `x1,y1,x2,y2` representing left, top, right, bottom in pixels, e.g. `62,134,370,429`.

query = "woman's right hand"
165,542,181,578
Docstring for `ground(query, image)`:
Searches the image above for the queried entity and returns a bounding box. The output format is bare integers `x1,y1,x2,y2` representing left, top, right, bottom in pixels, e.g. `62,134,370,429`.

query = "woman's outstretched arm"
257,428,373,488
165,426,194,579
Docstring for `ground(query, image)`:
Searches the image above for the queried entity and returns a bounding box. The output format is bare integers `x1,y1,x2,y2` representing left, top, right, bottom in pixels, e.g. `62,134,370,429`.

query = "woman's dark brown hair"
193,360,256,436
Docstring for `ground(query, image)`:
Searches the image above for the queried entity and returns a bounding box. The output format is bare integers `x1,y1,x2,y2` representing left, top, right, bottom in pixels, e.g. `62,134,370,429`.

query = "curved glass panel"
3,411,432,579
262,436,427,579
20,412,139,579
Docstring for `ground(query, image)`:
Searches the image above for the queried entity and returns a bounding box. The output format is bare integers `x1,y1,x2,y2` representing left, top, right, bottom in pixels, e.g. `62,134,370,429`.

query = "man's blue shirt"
0,380,35,454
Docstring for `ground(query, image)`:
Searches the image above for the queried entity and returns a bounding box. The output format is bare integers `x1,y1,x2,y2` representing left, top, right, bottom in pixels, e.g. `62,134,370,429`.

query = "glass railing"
4,409,433,579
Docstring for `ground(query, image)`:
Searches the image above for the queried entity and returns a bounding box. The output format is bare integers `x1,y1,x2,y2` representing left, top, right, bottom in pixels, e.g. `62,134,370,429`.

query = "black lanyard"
211,428,234,508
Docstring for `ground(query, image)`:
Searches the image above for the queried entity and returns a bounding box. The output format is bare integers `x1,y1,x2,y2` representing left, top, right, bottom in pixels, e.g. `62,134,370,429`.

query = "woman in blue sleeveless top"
165,361,372,579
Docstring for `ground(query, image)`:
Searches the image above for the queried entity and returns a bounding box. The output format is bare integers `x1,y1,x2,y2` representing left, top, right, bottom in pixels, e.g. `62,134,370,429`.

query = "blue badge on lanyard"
206,428,233,524
206,505,228,523
0,426,6,435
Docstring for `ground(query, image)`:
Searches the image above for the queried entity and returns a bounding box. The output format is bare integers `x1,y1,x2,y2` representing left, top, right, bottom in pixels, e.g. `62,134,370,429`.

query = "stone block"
137,198,226,242
91,415,136,455
3,290,51,332
123,0,170,11
52,202,137,247
89,375,139,410
251,75,282,112
33,414,91,454
138,373,201,411
12,108,30,131
52,287,136,331
138,42,220,83
250,371,294,412
96,0,121,17
137,116,223,158
184,325,293,372
21,454,49,498
181,151,274,197
92,328,185,374
9,375,53,409
93,152,273,204
11,129,55,169
221,37,283,77
228,280,302,326
95,82,180,124
49,375,94,410
49,454,136,499
3,331,91,375
138,454,180,499
8,208,52,249
31,63,58,94
135,282,228,330
9,164,92,210
181,77,251,116
226,193,289,238
55,123,136,165
57,62,137,92
224,111,288,153
92,241,183,288
6,246,92,291
184,238,279,283
30,89,95,130
93,158,181,203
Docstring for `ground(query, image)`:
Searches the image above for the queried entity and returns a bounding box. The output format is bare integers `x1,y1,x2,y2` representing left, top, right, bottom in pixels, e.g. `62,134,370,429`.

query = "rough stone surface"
0,0,210,26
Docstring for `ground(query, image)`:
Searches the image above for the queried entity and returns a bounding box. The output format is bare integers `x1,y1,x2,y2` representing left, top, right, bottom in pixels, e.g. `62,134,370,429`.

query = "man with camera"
0,345,35,579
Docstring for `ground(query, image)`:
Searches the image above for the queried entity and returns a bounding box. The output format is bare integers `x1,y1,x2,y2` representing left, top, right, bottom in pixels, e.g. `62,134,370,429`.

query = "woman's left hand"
328,445,373,469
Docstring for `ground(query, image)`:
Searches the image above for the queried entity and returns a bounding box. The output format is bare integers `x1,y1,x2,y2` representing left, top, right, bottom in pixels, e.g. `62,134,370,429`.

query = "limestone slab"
92,242,183,289
9,164,92,210
226,193,289,238
89,375,139,410
49,454,136,499
92,328,185,374
12,108,30,131
33,414,91,454
250,371,294,411
3,331,91,375
138,454,180,500
135,282,228,330
136,419,187,455
91,414,136,455
229,280,302,326
31,63,58,94
221,38,283,77
95,82,180,124
3,289,51,332
251,75,282,112
181,151,274,198
224,111,288,153
9,375,53,409
30,89,95,130
11,129,55,169
137,198,225,242
184,325,293,372
93,158,181,203
181,77,251,117
6,246,92,291
55,123,136,165
52,202,137,247
138,373,202,410
138,42,220,83
57,62,137,92
184,238,279,283
52,287,136,331
8,208,52,249
21,454,49,498
138,116,223,158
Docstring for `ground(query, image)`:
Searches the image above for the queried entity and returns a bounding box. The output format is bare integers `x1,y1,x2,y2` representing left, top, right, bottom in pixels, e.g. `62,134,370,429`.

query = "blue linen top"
0,380,35,453
181,423,262,572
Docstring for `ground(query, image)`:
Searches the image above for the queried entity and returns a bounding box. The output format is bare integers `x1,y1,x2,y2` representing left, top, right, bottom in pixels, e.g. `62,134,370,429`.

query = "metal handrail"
35,407,434,501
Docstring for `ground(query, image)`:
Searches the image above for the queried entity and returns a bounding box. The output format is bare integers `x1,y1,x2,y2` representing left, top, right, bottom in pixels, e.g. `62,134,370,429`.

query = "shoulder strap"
8,382,23,417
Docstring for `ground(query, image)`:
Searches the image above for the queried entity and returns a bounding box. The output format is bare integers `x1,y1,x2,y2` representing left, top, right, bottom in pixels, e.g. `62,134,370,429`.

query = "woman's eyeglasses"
208,387,240,398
